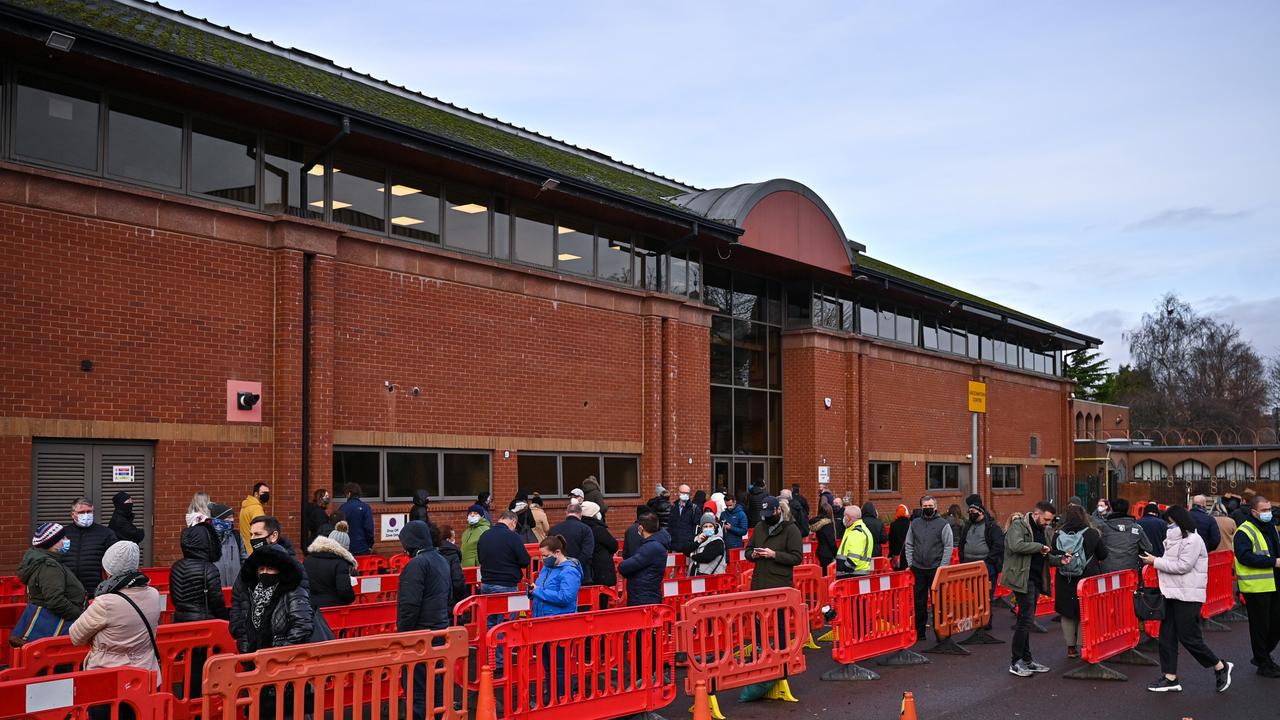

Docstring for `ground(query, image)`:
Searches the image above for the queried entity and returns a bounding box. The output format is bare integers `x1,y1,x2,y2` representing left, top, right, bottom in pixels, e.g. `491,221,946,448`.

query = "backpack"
1056,529,1088,577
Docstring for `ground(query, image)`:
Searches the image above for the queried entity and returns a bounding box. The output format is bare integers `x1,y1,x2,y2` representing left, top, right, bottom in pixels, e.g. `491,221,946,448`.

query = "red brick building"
0,1,1099,567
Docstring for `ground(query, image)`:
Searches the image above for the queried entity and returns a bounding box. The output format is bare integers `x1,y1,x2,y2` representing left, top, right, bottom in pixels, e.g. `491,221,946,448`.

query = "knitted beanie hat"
328,520,351,550
102,541,140,577
32,522,66,549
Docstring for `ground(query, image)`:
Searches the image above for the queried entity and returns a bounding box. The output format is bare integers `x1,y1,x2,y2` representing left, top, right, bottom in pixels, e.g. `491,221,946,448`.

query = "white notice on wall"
112,465,134,483
818,466,830,483
380,513,408,541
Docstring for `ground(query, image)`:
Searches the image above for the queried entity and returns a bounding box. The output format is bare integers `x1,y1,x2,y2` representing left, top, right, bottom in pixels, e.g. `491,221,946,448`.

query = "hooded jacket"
1098,511,1153,573
582,515,619,587
229,545,313,653
170,523,229,622
438,539,468,604
688,525,727,575
107,492,145,545
646,493,673,529
238,494,265,554
461,517,490,567
720,505,748,549
747,518,804,590
1155,524,1209,603
888,505,912,568
70,573,162,679
303,535,356,609
809,515,837,569
529,502,550,542
619,529,672,606
339,495,375,554
303,499,330,550
408,489,431,523
548,516,595,585
581,478,608,518
861,503,886,557
1000,512,1066,595
396,521,452,632
60,522,118,599
745,485,767,528
956,495,1004,571
18,547,85,622
531,556,582,617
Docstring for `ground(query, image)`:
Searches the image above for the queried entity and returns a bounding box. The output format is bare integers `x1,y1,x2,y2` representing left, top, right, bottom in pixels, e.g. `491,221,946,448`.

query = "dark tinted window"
331,156,385,233
333,450,380,500
517,454,560,497
443,453,490,498
634,238,664,291
385,451,437,500
556,218,594,275
710,317,733,385
596,228,631,283
190,118,257,204
603,456,639,495
561,456,599,490
493,198,511,259
734,389,767,455
15,75,99,171
388,174,441,244
669,254,689,296
513,205,554,267
869,462,899,492
262,139,321,219
733,322,766,387
446,187,491,254
711,387,733,455
107,98,182,187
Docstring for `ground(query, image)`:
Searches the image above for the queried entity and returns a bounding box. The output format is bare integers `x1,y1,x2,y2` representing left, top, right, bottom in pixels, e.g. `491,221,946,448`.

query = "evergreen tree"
1065,348,1111,400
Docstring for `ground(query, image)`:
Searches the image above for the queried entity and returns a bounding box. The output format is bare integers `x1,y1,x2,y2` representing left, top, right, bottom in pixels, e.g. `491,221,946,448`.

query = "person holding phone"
1002,501,1070,678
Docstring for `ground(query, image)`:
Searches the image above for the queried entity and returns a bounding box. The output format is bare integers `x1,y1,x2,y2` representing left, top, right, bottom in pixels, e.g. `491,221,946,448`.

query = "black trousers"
1159,598,1219,676
1243,591,1280,668
1011,585,1040,664
912,567,938,641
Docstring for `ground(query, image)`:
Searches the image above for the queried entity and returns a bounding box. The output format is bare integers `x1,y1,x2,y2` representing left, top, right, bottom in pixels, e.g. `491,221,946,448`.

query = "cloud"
1202,295,1280,357
1124,206,1250,232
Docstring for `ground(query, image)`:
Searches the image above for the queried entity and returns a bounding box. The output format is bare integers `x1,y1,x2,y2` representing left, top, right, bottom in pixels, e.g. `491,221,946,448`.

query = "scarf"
250,583,277,630
95,570,150,597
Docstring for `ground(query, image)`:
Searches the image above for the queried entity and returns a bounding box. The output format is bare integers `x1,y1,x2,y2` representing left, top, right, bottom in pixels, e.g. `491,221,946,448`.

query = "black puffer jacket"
437,539,467,604
170,523,229,623
60,523,118,598
746,485,767,528
303,503,330,550
646,494,672,529
396,521,452,632
229,545,314,653
107,492,145,545
302,535,356,609
861,503,886,557
582,516,619,587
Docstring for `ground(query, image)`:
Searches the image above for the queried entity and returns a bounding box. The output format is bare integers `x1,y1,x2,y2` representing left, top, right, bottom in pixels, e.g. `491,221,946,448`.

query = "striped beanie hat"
32,522,66,549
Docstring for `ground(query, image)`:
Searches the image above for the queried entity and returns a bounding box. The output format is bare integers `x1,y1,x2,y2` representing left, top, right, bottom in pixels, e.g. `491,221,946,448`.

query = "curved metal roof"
670,179,865,252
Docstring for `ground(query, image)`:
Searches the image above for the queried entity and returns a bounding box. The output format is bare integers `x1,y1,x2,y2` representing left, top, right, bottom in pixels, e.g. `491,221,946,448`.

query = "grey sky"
168,1,1280,368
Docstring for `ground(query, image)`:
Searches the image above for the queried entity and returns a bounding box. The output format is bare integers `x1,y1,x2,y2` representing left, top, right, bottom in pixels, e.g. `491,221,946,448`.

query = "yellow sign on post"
967,381,987,413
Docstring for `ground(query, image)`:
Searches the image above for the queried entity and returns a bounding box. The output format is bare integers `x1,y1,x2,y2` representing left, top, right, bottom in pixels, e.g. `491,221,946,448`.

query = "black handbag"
1133,587,1166,621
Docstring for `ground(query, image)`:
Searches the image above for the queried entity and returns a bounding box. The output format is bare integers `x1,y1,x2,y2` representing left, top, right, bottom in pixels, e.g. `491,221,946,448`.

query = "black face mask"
257,573,280,587
258,492,271,504
765,513,781,526
250,537,269,552
922,508,936,518
968,511,980,522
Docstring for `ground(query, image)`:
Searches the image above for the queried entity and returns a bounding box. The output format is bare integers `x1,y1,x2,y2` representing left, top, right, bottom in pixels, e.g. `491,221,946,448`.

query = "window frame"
925,462,967,491
515,451,641,498
332,445,492,502
990,464,1021,490
868,461,899,493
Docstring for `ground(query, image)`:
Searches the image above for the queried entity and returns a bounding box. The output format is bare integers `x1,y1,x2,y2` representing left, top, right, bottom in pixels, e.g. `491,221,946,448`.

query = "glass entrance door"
714,458,767,498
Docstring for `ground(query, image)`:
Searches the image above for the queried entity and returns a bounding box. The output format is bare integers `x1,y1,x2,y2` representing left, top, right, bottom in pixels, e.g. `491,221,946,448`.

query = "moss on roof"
856,253,1052,327
14,0,691,204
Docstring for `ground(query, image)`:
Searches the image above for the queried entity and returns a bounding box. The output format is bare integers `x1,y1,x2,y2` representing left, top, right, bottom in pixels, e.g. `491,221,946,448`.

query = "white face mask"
679,493,690,502
467,515,480,526
74,512,94,528
1097,505,1107,513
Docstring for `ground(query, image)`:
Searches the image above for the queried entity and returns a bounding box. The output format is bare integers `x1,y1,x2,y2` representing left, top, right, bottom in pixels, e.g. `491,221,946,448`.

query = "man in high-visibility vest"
836,505,874,577
1233,494,1280,678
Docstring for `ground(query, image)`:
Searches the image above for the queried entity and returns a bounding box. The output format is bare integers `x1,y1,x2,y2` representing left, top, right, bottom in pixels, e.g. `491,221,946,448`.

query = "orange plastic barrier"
487,604,675,719
828,571,917,667
322,600,397,638
2,620,233,720
389,551,412,573
1140,565,1161,638
930,561,991,640
676,587,807,698
0,575,25,604
1201,550,1235,620
661,574,740,621
792,564,830,631
0,602,25,667
1078,570,1140,664
202,628,468,720
351,573,400,604
354,553,389,575
140,566,171,592
1035,567,1057,618
0,667,173,719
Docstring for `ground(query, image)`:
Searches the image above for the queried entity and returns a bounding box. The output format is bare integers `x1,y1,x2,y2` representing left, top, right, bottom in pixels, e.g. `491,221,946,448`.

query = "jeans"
1061,616,1082,647
481,583,519,672
911,567,938,641
1159,598,1220,676
1243,591,1280,668
1011,585,1040,663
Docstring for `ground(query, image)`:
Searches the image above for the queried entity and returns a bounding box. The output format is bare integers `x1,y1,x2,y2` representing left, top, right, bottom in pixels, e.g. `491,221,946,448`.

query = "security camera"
412,386,421,397
236,391,260,411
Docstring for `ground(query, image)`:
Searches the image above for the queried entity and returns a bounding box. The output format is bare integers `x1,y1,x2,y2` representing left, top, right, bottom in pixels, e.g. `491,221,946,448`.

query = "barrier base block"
821,663,880,681
1063,662,1127,681
876,649,931,667
1200,617,1231,633
803,633,821,650
924,637,972,656
764,679,798,702
1030,619,1049,634
1108,648,1157,667
1219,607,1249,623
816,628,836,643
959,628,1004,645
994,596,1015,610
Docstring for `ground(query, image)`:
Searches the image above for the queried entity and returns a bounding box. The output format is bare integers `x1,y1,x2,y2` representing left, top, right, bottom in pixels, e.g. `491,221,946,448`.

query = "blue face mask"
212,518,232,534
1260,511,1274,524
703,528,716,538
58,538,71,554
74,513,94,528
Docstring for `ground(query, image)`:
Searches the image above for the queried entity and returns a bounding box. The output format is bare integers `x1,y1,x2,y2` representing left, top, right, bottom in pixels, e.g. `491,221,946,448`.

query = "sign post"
967,381,987,495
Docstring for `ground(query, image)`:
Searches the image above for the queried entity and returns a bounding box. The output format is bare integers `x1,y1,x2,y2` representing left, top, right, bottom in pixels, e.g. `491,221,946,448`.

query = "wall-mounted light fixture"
823,397,832,409
46,31,75,52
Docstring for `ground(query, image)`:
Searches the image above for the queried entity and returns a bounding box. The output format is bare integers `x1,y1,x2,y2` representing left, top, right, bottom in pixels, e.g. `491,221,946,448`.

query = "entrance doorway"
712,457,777,498
32,441,155,565
1044,465,1058,505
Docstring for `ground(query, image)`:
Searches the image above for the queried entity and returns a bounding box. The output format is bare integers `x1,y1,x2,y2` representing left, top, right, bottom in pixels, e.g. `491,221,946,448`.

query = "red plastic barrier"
1140,564,1161,638
488,605,675,719
792,564,830,630
872,557,891,574
1202,550,1234,620
140,566,171,592
677,588,807,697
829,571,916,665
725,548,747,577
389,552,412,573
801,539,817,566
352,573,400,603
0,575,25,604
0,602,25,667
1036,567,1057,618
662,574,740,621
322,600,397,638
1078,570,1140,664
354,554,388,576
665,552,688,580
0,667,173,719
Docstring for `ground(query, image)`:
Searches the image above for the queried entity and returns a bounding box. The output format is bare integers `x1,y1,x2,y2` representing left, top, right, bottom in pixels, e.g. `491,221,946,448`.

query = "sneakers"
1009,660,1033,677
1148,677,1183,692
1216,661,1233,693
1066,646,1079,658
1024,661,1051,674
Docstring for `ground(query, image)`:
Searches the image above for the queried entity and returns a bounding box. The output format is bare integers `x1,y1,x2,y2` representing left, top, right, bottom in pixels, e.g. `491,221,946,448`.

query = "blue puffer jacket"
720,506,748,549
531,556,582,617
618,529,671,606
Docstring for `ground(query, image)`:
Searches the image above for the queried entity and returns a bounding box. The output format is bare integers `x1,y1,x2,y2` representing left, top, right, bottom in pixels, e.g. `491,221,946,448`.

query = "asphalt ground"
650,610,1273,720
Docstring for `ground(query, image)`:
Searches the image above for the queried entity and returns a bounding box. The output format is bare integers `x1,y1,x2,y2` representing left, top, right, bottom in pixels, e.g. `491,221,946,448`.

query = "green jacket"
1000,512,1064,595
17,547,86,622
460,519,490,567
747,519,804,590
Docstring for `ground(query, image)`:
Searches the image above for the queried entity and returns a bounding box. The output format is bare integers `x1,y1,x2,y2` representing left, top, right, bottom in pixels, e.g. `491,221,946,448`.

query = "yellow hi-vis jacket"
1235,521,1277,594
837,519,874,574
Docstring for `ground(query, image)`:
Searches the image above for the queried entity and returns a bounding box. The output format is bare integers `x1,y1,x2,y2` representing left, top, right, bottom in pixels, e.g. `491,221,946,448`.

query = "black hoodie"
397,520,452,632
108,492,145,544
861,502,886,556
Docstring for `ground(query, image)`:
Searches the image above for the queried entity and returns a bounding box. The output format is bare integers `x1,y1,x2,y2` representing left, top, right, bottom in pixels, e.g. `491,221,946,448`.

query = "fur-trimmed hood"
307,534,356,567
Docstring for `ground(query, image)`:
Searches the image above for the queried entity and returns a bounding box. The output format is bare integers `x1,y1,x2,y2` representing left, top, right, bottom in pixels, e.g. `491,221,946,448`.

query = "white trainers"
1009,660,1033,677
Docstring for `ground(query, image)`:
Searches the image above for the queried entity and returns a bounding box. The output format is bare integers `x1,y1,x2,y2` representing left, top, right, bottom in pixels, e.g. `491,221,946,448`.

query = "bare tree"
1268,355,1280,410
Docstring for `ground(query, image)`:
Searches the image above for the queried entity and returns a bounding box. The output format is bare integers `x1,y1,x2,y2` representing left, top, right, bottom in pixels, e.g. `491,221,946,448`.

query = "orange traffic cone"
900,691,918,720
692,680,712,720
476,665,497,720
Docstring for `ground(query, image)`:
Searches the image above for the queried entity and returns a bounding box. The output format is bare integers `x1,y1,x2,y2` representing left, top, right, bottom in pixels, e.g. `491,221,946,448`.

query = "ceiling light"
306,165,340,177
557,226,579,235
391,215,424,226
451,203,487,214
558,253,582,262
310,200,352,210
609,243,629,251
308,200,325,208
378,184,421,196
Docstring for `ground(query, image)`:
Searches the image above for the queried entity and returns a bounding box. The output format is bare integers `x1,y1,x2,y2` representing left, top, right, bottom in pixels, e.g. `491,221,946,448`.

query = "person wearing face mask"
720,493,749,550
530,534,583,704
1094,499,1112,523
17,523,85,642
689,513,727,576
303,488,332,552
579,501,618,593
107,492,144,545
239,483,271,555
248,516,298,560
209,502,246,587
957,494,1004,627
460,503,491,567
1233,494,1280,678
745,496,803,590
1002,501,1068,677
834,505,873,578
60,498,119,598
668,484,701,555
904,495,954,643
509,490,538,543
